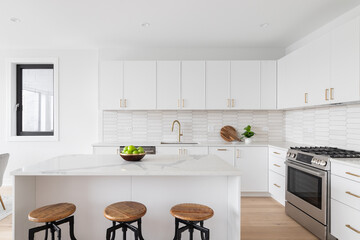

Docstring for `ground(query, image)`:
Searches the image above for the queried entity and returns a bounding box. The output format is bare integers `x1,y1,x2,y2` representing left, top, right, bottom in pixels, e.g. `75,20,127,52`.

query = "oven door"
285,161,327,225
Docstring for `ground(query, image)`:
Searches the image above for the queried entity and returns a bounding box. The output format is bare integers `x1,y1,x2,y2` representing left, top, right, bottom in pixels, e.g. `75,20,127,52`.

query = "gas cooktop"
290,146,360,158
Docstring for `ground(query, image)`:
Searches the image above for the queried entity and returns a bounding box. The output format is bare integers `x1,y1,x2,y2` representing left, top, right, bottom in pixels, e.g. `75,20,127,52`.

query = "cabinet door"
209,147,234,166
157,61,181,109
330,17,360,103
277,55,291,109
182,147,208,155
123,61,156,109
260,61,277,109
235,147,268,192
181,61,206,109
230,61,261,109
206,61,230,109
306,33,331,106
99,61,123,109
93,146,120,155
156,147,181,155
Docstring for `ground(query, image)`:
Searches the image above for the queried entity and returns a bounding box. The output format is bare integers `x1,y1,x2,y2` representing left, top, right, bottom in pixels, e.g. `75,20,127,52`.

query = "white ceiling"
1,0,360,49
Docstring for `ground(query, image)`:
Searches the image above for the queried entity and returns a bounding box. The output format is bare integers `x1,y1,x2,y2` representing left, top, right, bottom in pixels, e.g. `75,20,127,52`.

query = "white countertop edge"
330,158,360,169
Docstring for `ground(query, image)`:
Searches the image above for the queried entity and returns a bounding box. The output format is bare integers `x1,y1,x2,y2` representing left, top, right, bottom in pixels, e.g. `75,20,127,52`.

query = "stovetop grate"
290,146,360,158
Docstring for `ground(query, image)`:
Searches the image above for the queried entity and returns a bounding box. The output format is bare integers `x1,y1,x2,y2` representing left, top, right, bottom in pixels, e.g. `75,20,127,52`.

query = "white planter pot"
245,138,252,144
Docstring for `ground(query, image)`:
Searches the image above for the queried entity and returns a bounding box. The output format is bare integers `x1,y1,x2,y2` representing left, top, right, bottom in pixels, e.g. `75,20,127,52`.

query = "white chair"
0,153,9,210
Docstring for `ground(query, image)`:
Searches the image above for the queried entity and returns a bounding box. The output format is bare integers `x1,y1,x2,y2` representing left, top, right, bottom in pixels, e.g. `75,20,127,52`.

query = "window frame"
6,58,59,142
16,64,55,136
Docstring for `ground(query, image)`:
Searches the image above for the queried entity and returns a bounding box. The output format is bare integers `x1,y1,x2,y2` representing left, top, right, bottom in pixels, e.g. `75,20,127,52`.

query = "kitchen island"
11,154,241,240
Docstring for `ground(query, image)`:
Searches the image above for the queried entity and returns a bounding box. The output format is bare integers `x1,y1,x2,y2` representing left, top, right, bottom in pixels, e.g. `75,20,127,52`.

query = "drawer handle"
346,224,360,234
273,184,281,188
273,164,281,168
346,191,360,199
273,152,281,155
346,172,360,178
217,149,227,151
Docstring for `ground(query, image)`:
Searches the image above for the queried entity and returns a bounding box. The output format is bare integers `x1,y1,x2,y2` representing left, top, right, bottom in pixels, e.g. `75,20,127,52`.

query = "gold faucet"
171,120,183,142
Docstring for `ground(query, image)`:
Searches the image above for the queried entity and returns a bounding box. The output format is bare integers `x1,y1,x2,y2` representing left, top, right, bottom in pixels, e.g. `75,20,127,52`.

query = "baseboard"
241,192,271,197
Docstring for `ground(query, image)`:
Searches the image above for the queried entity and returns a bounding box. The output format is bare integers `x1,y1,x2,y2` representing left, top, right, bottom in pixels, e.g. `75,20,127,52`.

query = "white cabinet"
156,146,208,155
268,146,287,205
330,17,360,104
99,61,123,110
206,61,231,109
156,146,182,155
181,61,206,109
123,61,156,109
331,199,360,240
157,61,181,109
93,146,120,155
209,147,235,166
260,61,277,109
231,61,261,109
182,147,208,155
235,147,268,192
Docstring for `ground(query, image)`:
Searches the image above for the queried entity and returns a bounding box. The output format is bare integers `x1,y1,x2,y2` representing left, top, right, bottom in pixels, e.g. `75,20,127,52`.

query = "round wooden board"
220,125,241,142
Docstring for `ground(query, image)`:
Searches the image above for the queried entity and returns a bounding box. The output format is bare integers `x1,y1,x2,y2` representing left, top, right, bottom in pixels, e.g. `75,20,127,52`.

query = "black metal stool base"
173,218,210,240
106,218,145,240
28,215,77,240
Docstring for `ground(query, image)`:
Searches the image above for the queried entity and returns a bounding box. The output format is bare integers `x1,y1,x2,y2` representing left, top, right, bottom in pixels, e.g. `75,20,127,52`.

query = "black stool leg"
200,221,205,240
52,223,61,240
205,229,210,240
123,226,127,240
29,229,35,240
51,227,55,240
68,216,77,240
44,223,49,240
189,225,194,240
137,218,145,240
111,222,116,240
106,227,112,240
173,218,179,240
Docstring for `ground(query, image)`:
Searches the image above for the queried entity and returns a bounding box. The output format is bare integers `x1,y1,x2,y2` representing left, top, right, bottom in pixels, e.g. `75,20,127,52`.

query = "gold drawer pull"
231,99,235,107
325,89,329,101
273,184,281,188
217,149,227,151
330,88,334,100
346,224,360,234
346,191,360,198
273,152,281,155
273,164,281,168
304,93,308,103
346,172,360,178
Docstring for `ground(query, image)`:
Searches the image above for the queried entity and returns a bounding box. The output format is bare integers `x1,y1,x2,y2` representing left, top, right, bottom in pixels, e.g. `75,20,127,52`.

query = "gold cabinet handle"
325,89,329,101
227,99,230,108
120,99,122,108
346,191,360,198
124,99,127,107
217,149,227,151
182,99,184,108
346,172,360,178
273,164,281,168
236,149,240,158
330,88,334,100
273,184,281,188
305,93,308,103
273,152,280,155
346,224,360,234
231,99,235,107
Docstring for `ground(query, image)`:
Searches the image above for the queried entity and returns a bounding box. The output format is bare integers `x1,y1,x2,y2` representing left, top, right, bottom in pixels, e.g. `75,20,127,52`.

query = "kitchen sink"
160,141,199,145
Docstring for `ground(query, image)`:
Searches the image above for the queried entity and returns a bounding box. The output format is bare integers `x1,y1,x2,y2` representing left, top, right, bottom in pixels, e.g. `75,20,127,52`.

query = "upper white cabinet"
260,61,277,109
99,61,124,110
157,61,181,110
231,61,261,109
330,17,360,104
206,61,231,109
181,61,206,109
123,61,157,109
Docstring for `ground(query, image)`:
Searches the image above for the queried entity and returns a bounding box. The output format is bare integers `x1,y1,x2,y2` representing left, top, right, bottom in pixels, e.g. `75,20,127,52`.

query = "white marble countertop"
11,154,242,176
331,158,360,168
92,141,300,150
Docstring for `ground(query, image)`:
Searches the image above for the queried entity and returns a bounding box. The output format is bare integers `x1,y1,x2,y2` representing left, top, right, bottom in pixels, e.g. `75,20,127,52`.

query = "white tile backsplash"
285,103,360,151
103,110,285,143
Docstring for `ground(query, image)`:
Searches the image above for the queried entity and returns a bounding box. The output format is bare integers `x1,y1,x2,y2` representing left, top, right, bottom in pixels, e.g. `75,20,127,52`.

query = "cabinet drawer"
331,199,360,240
269,154,285,176
209,147,235,166
332,174,360,211
269,147,287,159
269,171,285,206
332,161,360,183
93,147,120,155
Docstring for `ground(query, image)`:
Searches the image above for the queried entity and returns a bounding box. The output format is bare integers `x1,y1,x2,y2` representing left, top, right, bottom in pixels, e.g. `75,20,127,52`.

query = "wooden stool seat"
170,203,214,222
104,201,147,222
28,203,76,223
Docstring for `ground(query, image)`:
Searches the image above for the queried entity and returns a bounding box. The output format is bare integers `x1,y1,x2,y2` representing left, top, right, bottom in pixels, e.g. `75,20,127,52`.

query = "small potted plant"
242,125,255,144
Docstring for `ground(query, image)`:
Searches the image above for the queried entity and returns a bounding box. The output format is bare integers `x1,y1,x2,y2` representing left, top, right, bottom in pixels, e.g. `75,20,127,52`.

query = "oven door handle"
285,161,326,177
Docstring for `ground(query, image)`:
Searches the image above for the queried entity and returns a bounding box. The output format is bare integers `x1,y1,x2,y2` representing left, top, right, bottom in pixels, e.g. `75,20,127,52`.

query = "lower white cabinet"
331,199,360,240
156,146,181,155
269,171,285,205
156,146,208,155
209,147,235,166
235,147,268,192
93,146,120,155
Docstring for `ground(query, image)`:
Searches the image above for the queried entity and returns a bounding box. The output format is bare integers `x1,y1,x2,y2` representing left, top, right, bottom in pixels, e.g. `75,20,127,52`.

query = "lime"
128,145,136,152
123,151,128,154
124,146,129,151
127,149,133,154
133,150,139,154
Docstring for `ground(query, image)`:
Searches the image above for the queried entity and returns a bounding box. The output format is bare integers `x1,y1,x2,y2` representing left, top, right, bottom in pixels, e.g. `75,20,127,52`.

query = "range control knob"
291,153,297,158
320,160,327,166
287,153,291,157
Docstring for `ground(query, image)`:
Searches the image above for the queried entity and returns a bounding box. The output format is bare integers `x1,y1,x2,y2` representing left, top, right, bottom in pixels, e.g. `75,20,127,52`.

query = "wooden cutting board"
220,126,241,142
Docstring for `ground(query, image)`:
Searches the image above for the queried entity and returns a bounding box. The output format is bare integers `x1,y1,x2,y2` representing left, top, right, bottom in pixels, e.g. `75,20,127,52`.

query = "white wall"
0,49,99,185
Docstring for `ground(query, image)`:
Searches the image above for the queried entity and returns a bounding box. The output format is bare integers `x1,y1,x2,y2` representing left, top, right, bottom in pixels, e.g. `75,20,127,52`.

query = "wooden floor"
242,197,318,240
0,188,317,240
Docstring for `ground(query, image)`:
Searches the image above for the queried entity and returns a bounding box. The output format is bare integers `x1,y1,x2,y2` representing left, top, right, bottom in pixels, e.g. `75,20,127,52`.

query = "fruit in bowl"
120,145,146,161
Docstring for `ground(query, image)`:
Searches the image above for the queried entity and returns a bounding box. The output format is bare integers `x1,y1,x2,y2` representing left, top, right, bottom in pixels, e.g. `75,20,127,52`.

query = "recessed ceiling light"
259,23,269,28
141,22,150,27
10,17,21,23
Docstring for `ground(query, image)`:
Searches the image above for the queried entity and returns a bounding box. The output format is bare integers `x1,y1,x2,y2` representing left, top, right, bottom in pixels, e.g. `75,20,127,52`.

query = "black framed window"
16,64,54,136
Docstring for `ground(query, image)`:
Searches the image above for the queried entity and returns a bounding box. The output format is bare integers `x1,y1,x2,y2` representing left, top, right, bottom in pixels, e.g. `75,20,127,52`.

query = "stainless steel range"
285,146,360,240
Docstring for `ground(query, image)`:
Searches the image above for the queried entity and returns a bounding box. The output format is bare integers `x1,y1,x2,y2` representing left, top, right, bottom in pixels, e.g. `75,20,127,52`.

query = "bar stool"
104,201,146,240
28,202,77,240
170,203,214,240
